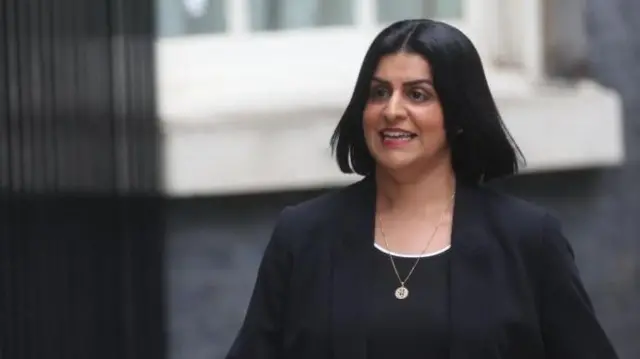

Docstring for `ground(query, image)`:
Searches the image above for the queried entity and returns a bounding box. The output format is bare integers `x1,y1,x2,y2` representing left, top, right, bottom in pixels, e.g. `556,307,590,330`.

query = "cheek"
413,107,445,134
362,105,381,133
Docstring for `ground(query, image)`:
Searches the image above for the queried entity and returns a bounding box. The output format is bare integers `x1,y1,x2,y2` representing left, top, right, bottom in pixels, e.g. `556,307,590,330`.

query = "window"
376,0,463,23
249,0,354,31
157,0,226,37
157,0,467,36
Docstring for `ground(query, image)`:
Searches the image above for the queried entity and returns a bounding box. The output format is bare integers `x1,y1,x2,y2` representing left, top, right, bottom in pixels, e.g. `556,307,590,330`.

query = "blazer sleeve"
538,214,618,359
225,207,294,359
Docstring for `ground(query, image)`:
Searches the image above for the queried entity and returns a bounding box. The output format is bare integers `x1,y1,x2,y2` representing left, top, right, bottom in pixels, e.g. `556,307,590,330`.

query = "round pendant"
394,286,409,299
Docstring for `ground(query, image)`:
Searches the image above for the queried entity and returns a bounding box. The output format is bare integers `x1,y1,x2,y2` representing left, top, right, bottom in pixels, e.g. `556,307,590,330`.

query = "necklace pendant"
394,286,409,299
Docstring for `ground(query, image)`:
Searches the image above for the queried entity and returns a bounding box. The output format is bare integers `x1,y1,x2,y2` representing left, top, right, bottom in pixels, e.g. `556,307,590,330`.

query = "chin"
375,154,421,172
374,149,450,175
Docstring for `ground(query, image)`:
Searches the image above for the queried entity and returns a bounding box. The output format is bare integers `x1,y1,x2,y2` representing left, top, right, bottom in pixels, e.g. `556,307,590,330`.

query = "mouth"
379,129,417,146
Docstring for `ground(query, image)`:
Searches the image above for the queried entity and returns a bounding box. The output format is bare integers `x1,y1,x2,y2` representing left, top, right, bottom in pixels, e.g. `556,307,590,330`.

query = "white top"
374,242,452,258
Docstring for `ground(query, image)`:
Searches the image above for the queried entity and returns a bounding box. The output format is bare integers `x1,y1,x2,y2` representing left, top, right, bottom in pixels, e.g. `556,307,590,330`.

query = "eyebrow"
371,76,433,86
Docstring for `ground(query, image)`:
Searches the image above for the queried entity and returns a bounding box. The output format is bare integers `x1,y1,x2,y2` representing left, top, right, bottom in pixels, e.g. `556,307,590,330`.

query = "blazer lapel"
449,183,498,358
330,177,376,359
329,178,498,359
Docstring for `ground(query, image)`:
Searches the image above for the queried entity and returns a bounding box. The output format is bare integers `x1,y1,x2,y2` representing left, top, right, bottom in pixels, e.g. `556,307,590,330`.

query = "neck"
375,160,456,217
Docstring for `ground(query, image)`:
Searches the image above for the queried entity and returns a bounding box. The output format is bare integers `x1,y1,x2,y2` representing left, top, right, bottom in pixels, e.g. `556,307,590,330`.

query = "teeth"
382,131,415,139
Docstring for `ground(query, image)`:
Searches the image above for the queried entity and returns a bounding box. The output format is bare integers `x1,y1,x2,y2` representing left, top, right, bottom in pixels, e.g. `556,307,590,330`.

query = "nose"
382,92,407,122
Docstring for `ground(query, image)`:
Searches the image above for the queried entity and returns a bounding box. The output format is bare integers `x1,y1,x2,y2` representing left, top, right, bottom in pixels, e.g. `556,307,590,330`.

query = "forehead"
373,52,432,80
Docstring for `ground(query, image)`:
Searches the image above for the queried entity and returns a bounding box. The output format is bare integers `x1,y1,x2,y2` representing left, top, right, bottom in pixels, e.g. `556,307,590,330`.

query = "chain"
377,192,455,289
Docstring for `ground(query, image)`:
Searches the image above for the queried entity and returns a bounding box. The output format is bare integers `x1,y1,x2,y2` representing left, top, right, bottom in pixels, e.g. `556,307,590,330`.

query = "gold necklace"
377,192,455,300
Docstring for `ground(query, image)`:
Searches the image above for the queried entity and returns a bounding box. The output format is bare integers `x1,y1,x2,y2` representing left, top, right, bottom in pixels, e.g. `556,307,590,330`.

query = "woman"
226,19,618,359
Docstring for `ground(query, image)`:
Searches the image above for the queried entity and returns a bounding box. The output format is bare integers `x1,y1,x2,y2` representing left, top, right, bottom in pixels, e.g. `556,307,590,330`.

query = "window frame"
220,0,472,35
157,0,542,123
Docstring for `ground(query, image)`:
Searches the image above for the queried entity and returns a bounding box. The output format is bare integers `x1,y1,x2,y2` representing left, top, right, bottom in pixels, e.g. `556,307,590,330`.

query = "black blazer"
225,176,618,359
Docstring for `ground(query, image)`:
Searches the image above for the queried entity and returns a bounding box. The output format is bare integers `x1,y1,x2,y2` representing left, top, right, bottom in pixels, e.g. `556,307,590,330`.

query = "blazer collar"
330,176,495,359
336,175,487,254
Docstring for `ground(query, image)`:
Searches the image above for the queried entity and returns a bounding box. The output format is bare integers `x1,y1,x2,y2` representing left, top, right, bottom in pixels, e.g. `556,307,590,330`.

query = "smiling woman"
225,19,618,359
364,53,448,170
331,19,521,184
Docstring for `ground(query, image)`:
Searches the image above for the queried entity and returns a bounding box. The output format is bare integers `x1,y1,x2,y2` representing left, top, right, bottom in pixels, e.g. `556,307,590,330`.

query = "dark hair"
330,19,524,184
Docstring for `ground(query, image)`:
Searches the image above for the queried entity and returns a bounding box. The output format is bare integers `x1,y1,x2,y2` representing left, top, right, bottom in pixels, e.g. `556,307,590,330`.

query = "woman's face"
363,52,449,173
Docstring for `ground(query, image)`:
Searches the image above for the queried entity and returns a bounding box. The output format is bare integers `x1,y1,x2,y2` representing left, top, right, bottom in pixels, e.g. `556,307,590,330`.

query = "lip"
379,128,417,148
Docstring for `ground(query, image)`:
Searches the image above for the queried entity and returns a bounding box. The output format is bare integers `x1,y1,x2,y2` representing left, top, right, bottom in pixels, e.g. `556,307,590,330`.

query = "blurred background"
1,0,638,358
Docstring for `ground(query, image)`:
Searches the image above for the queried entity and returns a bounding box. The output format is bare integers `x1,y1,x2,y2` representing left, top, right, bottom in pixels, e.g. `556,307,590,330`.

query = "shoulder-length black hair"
330,19,524,184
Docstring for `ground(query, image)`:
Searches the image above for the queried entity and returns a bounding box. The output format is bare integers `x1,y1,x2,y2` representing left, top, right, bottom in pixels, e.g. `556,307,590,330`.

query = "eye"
407,89,429,102
369,86,390,100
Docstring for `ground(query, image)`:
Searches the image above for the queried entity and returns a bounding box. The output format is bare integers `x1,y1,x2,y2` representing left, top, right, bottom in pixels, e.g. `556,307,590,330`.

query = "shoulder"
477,184,550,224
282,187,351,224
474,186,581,294
271,177,366,244
281,181,358,224
472,184,564,250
